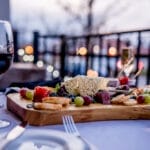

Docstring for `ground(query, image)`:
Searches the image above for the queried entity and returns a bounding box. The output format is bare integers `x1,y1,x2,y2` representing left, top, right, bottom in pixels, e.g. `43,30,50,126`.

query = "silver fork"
62,115,91,150
62,115,80,137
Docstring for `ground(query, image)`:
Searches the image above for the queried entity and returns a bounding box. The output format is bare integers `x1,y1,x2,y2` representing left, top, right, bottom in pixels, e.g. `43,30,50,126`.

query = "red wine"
0,53,13,74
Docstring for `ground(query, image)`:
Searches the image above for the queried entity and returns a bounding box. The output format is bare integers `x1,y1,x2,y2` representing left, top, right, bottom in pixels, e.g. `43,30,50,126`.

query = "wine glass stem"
0,103,4,108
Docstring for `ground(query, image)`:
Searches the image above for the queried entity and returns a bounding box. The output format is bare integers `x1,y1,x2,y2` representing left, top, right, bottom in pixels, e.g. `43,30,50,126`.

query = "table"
0,63,46,89
1,94,150,150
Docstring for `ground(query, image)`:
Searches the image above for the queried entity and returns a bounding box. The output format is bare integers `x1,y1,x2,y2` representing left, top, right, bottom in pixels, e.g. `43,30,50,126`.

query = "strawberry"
119,76,129,85
33,86,49,102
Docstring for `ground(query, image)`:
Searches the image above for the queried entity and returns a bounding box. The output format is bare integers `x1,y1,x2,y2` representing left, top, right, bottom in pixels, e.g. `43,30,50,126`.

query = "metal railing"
13,29,150,85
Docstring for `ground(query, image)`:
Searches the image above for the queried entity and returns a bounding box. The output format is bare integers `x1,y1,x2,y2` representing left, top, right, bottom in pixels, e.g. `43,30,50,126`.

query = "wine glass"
0,20,14,128
118,48,134,76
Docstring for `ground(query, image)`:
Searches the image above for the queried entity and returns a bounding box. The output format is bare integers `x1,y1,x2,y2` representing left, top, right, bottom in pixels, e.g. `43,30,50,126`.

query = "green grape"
74,96,84,107
55,83,60,93
144,94,150,104
25,90,34,101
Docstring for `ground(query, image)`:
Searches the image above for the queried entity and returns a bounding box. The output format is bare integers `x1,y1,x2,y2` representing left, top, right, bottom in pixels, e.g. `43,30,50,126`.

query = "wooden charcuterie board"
7,93,150,126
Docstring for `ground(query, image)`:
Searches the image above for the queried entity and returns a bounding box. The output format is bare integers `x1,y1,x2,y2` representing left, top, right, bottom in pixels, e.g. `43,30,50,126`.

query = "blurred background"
0,0,150,88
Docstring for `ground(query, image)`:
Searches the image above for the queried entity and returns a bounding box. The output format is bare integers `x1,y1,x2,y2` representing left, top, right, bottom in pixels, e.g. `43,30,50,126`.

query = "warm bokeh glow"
108,47,117,56
25,45,34,55
138,61,144,69
77,47,87,56
117,60,122,69
87,69,98,77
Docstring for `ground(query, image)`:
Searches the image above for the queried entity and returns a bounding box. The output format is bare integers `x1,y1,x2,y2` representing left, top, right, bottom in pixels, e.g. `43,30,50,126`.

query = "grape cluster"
57,85,69,97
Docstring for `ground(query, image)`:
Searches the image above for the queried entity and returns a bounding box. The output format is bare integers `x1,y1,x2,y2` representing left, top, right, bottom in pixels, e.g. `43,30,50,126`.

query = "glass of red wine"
0,20,14,128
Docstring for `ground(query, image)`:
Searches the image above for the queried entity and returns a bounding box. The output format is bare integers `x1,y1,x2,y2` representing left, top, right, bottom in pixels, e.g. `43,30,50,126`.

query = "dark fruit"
83,96,93,105
94,91,111,104
68,94,75,102
137,95,145,104
119,76,129,85
122,85,130,90
57,85,69,97
49,92,58,97
94,91,102,103
20,88,28,98
100,91,111,104
116,85,129,91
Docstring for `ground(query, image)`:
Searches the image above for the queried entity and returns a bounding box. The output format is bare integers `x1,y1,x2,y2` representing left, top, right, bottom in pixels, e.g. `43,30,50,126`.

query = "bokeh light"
17,49,25,56
138,61,144,69
37,60,44,67
25,45,34,55
93,45,100,55
87,69,98,77
23,55,29,62
53,70,60,78
23,55,34,62
77,47,87,56
46,65,54,72
117,60,122,69
28,55,34,62
108,47,117,56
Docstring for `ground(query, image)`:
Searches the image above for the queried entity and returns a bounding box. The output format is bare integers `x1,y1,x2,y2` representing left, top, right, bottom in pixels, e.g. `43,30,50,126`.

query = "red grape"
137,95,145,104
83,96,93,105
20,88,28,98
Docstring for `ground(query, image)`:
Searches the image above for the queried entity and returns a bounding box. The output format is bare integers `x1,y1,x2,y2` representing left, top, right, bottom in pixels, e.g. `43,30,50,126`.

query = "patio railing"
13,29,150,85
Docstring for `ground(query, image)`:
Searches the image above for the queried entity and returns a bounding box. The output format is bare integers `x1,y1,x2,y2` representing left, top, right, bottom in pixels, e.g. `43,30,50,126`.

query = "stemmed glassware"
0,20,14,128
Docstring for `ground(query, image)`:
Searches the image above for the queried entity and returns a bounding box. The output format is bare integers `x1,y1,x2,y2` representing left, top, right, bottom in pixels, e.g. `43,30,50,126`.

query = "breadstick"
33,102,62,111
42,97,71,107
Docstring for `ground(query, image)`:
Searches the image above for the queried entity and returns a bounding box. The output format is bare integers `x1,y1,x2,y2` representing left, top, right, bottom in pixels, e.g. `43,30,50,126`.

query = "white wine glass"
0,20,14,128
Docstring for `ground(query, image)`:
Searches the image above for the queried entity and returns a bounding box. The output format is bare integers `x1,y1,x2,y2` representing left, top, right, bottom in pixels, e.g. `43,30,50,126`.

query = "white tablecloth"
1,94,150,150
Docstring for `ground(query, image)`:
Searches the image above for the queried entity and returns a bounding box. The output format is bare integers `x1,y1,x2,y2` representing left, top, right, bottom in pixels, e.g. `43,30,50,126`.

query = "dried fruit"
94,91,110,104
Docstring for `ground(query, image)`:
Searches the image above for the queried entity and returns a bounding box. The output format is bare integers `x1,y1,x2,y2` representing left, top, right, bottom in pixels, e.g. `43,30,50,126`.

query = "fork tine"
62,116,70,134
62,115,80,136
67,116,75,134
62,115,91,149
69,116,80,136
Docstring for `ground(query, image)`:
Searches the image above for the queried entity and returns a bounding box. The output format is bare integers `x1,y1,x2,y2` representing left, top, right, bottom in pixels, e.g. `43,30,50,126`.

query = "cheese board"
7,93,150,126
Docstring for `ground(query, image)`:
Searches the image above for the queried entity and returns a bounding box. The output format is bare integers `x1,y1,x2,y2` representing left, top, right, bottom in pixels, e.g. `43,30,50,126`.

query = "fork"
62,115,80,137
62,115,91,150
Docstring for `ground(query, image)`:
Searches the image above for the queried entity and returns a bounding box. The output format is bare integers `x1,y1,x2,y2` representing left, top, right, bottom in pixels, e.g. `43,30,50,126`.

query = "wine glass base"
0,103,4,108
0,120,10,128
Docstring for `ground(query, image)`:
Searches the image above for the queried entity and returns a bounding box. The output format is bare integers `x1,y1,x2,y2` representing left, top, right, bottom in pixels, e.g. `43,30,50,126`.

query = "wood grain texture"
7,93,150,126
